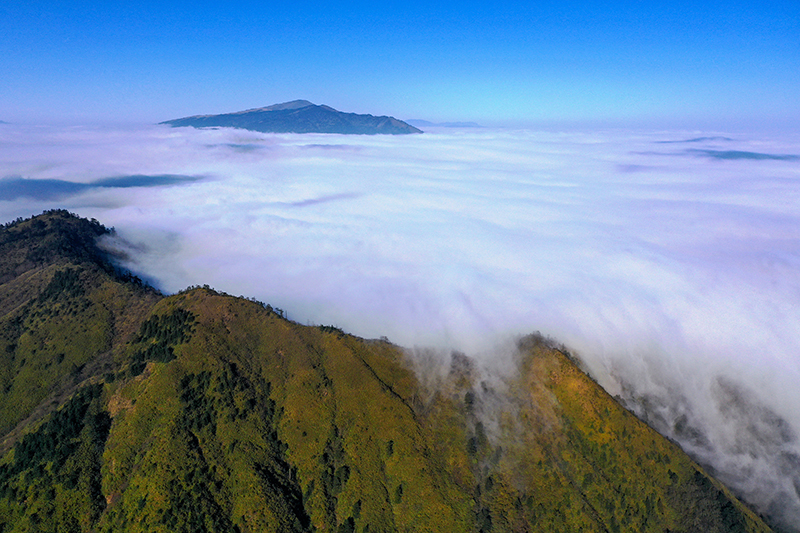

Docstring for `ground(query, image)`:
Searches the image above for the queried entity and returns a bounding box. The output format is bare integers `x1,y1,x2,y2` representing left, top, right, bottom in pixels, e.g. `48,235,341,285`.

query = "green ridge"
0,212,776,532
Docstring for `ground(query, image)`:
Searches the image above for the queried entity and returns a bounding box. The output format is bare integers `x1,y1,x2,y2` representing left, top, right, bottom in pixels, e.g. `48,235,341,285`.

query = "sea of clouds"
2,122,799,528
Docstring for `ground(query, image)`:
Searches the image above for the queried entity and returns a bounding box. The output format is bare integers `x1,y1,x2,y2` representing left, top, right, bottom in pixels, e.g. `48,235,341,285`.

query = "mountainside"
160,100,422,135
0,211,774,532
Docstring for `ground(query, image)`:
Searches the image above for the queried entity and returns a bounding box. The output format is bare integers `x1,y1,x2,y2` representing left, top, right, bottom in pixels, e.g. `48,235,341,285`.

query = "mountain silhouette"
161,100,422,135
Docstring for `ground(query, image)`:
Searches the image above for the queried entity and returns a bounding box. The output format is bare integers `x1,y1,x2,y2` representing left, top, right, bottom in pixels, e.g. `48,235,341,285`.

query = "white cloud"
3,123,800,527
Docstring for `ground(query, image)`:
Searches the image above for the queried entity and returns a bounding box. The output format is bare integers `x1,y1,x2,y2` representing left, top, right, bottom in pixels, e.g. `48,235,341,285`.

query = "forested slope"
0,211,774,532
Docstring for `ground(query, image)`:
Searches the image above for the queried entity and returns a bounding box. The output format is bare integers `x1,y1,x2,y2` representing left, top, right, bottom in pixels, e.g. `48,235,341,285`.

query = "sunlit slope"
0,212,773,532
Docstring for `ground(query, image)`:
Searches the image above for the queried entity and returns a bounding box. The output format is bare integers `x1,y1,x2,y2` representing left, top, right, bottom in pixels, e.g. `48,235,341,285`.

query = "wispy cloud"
654,136,734,143
685,148,800,161
2,124,800,528
287,192,362,207
0,174,200,201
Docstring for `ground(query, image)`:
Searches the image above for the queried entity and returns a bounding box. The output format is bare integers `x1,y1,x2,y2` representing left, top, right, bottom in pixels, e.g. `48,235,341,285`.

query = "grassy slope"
0,212,775,532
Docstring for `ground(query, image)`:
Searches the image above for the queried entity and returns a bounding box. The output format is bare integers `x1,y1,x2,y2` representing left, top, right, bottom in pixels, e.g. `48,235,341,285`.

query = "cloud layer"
2,123,800,528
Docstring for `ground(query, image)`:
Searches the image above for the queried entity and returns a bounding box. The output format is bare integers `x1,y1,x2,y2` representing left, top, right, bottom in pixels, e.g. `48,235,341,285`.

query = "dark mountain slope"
160,100,423,135
0,211,110,285
0,211,159,442
0,212,774,532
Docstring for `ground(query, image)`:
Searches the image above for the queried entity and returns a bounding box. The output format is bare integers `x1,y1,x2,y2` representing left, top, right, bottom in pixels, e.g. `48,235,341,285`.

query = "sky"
1,1,798,128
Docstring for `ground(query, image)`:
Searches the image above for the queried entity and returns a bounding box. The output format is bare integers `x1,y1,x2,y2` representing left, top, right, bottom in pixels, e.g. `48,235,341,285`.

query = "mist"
2,122,800,528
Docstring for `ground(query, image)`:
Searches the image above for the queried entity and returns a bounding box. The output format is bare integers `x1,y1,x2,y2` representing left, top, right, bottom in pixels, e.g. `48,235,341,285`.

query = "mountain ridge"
161,101,422,135
0,211,777,532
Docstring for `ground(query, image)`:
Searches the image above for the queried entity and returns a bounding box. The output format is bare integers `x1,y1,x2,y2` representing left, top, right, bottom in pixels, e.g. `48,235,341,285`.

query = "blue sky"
1,1,798,127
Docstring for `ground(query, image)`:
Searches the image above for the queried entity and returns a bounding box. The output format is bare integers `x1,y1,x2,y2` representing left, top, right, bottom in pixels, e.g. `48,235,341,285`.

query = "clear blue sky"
1,1,798,128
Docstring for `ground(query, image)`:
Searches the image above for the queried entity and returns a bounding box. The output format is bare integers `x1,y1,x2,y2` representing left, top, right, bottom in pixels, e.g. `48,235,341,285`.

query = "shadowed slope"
0,211,159,442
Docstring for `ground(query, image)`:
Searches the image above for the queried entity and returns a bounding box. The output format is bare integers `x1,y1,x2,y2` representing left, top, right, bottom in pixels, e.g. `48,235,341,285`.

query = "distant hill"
0,211,776,532
161,100,422,135
406,119,482,129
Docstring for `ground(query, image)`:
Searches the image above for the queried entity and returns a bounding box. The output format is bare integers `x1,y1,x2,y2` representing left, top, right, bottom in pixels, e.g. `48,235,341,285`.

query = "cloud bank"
2,123,800,529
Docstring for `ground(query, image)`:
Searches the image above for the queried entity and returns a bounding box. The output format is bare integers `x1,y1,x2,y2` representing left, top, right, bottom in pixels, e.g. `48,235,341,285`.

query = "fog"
2,122,799,528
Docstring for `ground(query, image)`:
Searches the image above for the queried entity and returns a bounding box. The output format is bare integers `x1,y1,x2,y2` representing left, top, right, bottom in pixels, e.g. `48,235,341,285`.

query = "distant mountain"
0,211,778,532
406,119,482,129
161,100,422,135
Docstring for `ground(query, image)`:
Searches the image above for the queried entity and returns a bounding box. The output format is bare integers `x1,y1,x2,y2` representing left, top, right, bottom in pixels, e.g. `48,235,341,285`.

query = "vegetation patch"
129,308,196,375
0,384,111,531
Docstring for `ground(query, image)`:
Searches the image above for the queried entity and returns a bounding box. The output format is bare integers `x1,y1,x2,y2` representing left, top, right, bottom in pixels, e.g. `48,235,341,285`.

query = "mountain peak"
161,101,422,135
0,210,111,283
258,99,316,112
